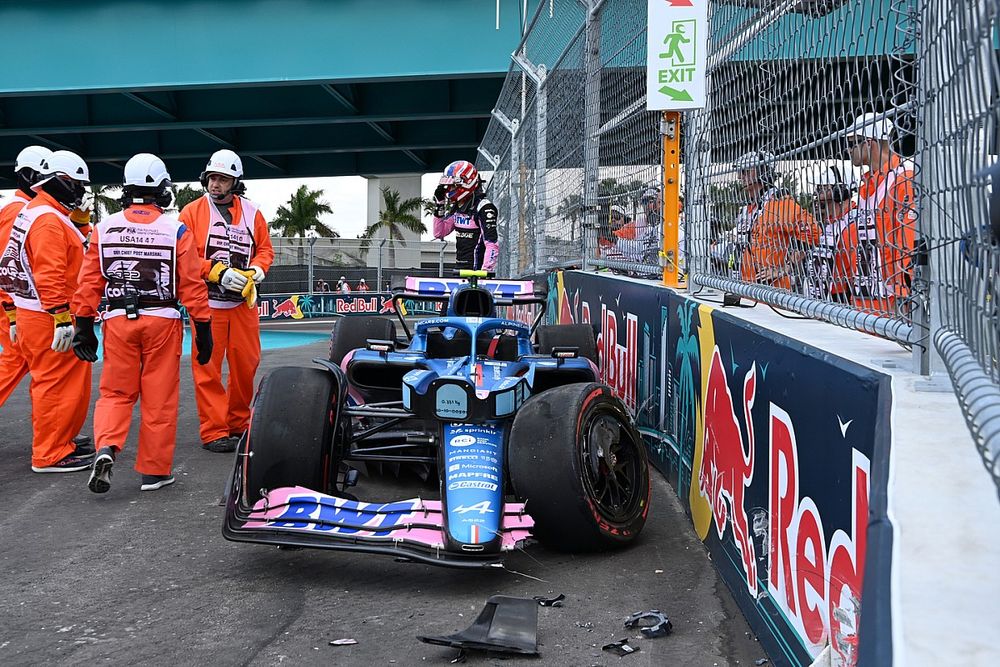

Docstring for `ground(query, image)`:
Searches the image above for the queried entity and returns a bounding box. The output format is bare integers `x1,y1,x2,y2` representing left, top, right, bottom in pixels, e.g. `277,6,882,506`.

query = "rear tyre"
535,324,598,365
508,382,650,551
244,367,335,505
328,316,397,365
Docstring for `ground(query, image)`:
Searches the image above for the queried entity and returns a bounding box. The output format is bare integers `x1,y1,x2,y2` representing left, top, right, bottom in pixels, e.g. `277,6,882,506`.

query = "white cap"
610,204,627,216
14,145,53,174
811,164,856,189
39,150,89,182
204,149,243,178
844,113,895,141
733,151,776,171
124,153,171,187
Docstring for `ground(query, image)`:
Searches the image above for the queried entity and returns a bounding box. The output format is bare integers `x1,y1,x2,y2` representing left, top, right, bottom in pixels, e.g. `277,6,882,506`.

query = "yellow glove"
69,189,95,225
244,281,258,309
2,303,14,325
207,262,228,284
235,270,257,308
69,209,92,225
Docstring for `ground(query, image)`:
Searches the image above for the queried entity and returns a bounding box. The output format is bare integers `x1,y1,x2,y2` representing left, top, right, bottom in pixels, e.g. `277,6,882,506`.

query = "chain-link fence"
684,0,922,347
262,237,456,295
478,0,1000,492
918,1,1000,492
477,0,664,278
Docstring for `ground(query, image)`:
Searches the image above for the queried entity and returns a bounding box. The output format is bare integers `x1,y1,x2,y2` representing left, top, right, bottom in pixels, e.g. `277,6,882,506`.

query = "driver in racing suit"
431,160,499,272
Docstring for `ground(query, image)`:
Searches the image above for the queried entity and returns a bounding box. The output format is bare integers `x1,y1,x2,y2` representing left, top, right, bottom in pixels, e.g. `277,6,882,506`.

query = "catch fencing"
478,0,1000,495
476,0,665,278
261,237,456,295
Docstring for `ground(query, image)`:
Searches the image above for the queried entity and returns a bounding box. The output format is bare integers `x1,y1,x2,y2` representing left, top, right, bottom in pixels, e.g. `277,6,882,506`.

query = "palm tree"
173,184,202,212
360,186,426,268
92,185,122,224
272,185,338,237
557,193,583,241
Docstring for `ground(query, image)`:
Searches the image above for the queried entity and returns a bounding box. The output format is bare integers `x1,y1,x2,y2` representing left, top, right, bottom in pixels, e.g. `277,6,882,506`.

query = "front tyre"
244,367,335,505
508,383,650,551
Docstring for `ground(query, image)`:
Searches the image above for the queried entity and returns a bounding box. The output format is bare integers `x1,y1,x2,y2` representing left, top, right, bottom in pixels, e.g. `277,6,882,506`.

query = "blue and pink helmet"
439,160,480,203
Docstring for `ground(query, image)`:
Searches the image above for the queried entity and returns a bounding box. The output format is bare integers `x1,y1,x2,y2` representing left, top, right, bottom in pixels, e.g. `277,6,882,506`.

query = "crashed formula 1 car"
223,271,650,568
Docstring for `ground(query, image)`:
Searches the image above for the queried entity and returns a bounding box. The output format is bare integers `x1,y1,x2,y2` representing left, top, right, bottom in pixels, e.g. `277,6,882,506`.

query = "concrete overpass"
0,0,527,187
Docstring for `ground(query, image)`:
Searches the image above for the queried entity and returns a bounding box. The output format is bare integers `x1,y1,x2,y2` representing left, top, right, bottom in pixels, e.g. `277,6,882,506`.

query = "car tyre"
508,382,650,551
328,316,397,365
244,367,335,504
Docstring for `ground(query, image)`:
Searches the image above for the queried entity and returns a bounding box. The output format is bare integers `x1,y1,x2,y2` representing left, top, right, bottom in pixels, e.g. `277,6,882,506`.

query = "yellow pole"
661,110,683,288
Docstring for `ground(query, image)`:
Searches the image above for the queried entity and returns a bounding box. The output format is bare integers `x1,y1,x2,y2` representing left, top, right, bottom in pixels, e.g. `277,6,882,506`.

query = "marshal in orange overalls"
179,194,274,446
3,191,92,468
0,191,32,407
72,205,212,475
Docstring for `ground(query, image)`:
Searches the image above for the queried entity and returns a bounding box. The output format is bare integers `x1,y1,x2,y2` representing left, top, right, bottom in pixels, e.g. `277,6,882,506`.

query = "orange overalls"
0,191,32,407
178,194,273,444
72,205,211,475
1,191,92,468
850,155,917,317
739,190,818,291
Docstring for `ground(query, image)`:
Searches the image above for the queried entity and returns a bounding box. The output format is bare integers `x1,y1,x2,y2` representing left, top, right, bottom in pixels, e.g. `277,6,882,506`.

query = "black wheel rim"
579,408,645,524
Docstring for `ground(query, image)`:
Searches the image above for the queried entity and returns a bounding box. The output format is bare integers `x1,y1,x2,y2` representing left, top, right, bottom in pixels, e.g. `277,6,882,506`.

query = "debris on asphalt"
623,610,673,638
450,649,467,663
328,638,357,646
754,659,769,665
418,595,538,655
602,639,641,657
533,593,566,607
576,621,595,630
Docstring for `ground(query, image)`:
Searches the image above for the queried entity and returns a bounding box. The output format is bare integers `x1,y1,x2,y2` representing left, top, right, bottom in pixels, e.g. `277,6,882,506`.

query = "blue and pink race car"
223,272,650,568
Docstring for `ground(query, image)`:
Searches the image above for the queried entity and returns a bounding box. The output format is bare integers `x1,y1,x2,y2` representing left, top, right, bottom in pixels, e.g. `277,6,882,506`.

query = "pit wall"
544,270,894,667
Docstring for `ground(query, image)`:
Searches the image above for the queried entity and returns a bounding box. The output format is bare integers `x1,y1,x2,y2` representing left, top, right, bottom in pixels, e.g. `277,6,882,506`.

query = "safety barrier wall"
545,269,893,667
253,293,441,322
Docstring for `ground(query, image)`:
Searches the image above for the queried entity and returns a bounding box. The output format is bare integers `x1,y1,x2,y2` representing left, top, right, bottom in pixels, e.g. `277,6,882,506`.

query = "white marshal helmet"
124,153,171,187
203,149,243,178
14,145,53,174
39,150,90,182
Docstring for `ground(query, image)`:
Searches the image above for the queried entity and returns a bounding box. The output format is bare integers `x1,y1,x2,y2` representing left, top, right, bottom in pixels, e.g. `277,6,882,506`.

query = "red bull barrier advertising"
548,270,893,667
256,293,440,320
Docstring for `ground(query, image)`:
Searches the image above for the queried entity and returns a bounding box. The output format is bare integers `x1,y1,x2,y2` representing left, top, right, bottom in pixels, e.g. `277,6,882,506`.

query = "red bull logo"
596,302,638,412
698,344,868,665
272,295,303,319
767,407,868,664
699,348,758,596
336,297,380,314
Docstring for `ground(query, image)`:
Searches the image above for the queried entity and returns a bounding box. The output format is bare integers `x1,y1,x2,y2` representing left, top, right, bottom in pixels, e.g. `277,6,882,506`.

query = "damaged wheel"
328,316,396,365
244,367,335,505
508,383,650,551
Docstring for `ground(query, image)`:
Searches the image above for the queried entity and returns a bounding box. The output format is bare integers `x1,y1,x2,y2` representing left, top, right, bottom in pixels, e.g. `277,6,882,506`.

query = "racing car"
223,271,650,568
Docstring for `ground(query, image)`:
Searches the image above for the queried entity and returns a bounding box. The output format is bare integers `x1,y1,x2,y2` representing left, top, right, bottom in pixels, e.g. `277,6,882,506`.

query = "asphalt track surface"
0,339,766,666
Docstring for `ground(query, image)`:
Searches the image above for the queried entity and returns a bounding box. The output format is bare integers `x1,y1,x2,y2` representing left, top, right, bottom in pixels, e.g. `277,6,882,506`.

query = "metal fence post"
582,0,602,272
438,241,446,276
514,51,548,276
308,237,317,294
376,238,386,290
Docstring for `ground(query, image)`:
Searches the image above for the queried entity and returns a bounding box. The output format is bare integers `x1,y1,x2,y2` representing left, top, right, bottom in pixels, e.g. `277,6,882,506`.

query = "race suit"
433,192,500,271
